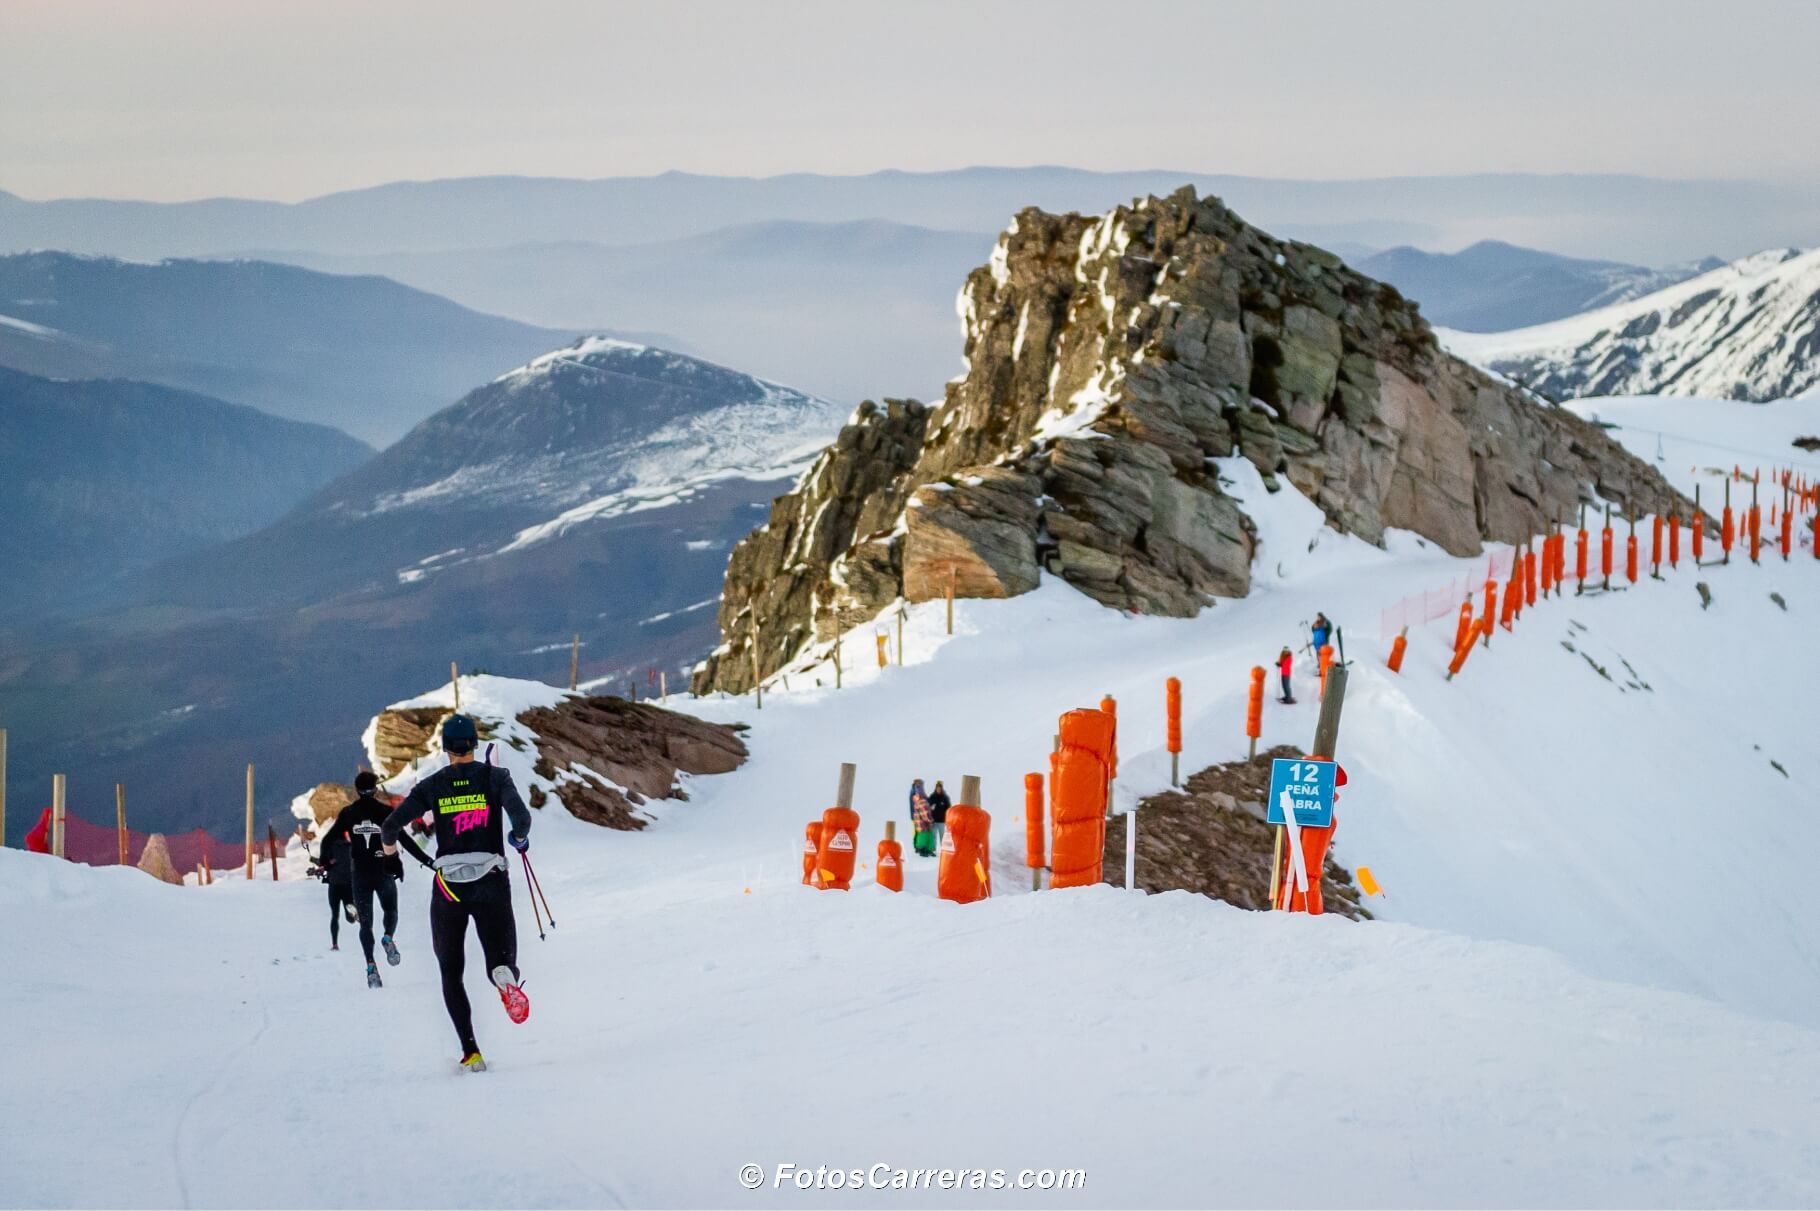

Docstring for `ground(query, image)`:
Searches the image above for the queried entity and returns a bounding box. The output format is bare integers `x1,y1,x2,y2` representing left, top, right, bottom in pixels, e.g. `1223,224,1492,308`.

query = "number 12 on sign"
1266,758,1336,829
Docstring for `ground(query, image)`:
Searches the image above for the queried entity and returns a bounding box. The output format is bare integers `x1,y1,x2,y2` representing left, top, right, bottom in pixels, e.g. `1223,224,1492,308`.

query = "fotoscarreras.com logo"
738,1163,1087,1192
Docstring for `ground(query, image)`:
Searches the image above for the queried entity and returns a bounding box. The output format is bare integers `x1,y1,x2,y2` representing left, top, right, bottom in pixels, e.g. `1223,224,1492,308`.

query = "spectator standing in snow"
1277,647,1294,703
928,780,952,852
1310,613,1332,655
909,779,935,857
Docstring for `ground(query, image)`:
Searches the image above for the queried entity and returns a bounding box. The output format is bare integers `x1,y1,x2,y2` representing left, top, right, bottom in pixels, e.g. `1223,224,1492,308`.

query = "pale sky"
3,0,1818,202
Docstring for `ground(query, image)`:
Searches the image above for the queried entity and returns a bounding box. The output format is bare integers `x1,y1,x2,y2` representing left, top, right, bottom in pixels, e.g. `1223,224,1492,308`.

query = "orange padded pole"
1387,628,1408,674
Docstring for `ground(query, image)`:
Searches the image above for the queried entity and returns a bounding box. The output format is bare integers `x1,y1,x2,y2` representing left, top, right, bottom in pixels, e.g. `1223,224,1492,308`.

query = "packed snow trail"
8,848,1820,1209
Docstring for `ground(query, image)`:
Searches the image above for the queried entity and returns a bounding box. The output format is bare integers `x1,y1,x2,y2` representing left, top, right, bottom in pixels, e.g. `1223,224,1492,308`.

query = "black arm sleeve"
496,769,532,842
381,783,432,848
395,827,431,867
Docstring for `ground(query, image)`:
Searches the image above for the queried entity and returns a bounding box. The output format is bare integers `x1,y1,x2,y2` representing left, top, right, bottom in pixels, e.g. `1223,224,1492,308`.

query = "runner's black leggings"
328,880,353,945
353,872,400,964
429,869,519,1053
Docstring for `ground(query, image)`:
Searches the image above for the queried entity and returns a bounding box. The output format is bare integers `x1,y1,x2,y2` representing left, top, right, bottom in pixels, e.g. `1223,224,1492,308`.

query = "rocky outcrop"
137,834,184,885
301,782,355,828
368,707,447,777
518,695,749,830
695,188,1689,694
1107,746,1368,919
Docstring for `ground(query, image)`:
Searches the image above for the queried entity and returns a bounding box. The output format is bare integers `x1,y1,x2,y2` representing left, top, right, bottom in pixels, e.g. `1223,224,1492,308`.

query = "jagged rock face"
519,695,749,830
696,188,1689,694
369,707,447,777
302,782,356,828
137,834,184,885
693,399,929,693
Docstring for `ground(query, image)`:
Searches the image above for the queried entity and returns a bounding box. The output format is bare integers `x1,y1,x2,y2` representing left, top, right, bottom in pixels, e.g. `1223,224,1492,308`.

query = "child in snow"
909,779,935,857
1278,647,1294,702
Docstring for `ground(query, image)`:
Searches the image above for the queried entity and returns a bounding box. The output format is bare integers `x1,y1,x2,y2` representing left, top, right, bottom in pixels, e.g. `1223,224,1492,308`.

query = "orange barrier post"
877,821,903,892
1165,677,1182,786
1318,643,1335,697
1524,544,1537,608
1668,513,1680,568
1050,709,1113,888
1540,538,1555,595
802,821,822,885
1453,596,1475,653
1575,527,1588,593
1482,578,1498,646
1246,667,1264,759
1722,478,1735,563
1650,514,1663,578
813,763,861,890
1600,509,1614,591
1387,627,1408,674
1814,513,1819,560
1781,494,1793,560
1499,578,1517,630
1507,552,1523,621
1100,695,1118,785
1024,773,1045,889
1749,496,1762,564
939,782,991,904
1446,616,1484,680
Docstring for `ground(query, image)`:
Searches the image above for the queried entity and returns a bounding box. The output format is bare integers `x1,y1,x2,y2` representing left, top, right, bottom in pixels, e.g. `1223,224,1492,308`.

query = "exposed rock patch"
369,707,447,777
137,834,184,885
696,189,1689,693
519,695,749,831
301,782,355,828
1102,745,1369,920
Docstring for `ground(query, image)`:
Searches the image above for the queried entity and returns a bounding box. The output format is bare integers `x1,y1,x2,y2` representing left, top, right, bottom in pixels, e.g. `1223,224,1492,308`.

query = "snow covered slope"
4,394,1819,1207
1443,247,1820,402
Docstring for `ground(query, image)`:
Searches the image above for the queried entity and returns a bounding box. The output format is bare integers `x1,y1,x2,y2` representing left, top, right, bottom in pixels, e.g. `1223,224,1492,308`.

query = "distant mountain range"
244,219,992,405
5,168,1815,265
0,252,607,444
1442,248,1820,403
0,366,370,624
0,340,844,836
1358,240,1725,332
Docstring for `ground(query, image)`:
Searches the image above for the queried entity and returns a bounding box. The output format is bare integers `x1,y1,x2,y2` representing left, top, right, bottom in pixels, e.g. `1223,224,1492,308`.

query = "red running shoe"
491,965,530,1024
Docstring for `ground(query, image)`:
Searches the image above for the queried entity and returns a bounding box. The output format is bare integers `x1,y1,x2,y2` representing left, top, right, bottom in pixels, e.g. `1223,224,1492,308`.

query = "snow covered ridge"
1442,247,1820,403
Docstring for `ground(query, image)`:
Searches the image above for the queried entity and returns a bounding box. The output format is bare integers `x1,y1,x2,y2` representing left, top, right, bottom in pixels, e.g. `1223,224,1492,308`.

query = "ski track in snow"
5,394,1820,1208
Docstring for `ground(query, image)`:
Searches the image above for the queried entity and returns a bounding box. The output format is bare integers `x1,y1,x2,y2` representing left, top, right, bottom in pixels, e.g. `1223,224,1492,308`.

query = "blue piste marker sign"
1266,758,1336,829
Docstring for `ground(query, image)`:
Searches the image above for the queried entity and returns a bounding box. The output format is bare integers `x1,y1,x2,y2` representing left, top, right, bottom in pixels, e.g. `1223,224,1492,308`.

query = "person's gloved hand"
508,832,529,854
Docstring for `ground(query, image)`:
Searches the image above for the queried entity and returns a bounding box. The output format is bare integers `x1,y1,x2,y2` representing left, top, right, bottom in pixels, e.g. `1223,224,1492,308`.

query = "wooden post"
0,727,7,850
896,605,905,667
569,633,580,691
115,784,127,866
884,819,896,842
267,823,279,881
836,762,857,810
51,773,66,858
451,661,461,711
833,626,843,690
660,670,668,702
959,774,981,806
244,763,255,879
946,565,955,635
748,613,763,710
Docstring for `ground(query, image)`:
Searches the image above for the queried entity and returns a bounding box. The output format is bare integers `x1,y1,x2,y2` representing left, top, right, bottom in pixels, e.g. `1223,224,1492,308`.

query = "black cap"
442,714,479,754
354,770,380,794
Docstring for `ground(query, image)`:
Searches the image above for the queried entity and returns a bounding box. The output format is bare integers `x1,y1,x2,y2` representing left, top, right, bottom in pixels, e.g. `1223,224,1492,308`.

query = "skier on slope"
382,715,532,1073
309,822,358,950
1277,647,1295,703
322,770,430,986
1310,613,1332,656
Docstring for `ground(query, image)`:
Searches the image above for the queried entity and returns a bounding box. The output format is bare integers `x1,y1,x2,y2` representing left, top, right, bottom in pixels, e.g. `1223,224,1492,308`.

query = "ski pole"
523,852,556,927
520,852,546,941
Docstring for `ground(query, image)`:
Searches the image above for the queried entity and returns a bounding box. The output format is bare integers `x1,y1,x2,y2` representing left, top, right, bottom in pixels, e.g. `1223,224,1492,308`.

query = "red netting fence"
1378,549,1516,640
49,809,279,876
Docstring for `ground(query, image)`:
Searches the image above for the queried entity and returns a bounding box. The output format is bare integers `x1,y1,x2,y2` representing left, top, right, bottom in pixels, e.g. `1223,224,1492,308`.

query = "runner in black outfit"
382,714,532,1073
323,771,431,988
311,827,356,950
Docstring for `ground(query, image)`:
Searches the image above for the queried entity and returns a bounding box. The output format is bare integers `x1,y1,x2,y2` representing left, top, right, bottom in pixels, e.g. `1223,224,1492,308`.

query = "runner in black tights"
382,714,532,1072
323,771,430,987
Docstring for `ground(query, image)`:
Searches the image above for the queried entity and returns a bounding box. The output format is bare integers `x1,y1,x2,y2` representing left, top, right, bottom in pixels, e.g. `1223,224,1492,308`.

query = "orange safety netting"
53,810,279,875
